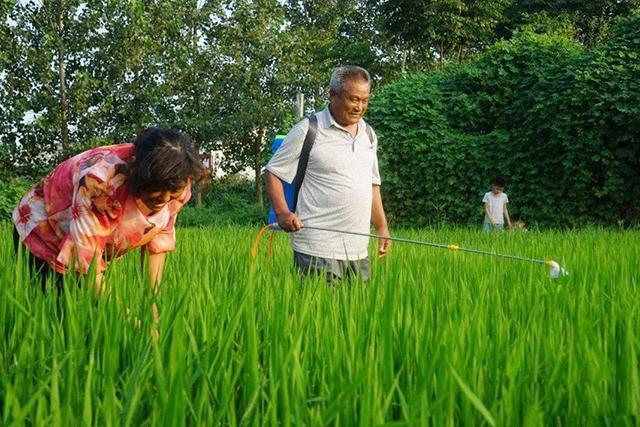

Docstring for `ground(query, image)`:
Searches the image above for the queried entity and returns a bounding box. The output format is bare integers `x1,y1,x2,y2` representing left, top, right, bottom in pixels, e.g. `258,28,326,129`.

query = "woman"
13,127,204,293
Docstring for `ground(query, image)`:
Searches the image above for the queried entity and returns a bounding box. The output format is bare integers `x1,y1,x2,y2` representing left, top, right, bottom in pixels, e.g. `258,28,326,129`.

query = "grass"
1,223,639,425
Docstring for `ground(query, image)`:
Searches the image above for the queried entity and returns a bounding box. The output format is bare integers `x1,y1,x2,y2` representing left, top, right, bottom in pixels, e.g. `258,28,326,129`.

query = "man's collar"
319,106,365,134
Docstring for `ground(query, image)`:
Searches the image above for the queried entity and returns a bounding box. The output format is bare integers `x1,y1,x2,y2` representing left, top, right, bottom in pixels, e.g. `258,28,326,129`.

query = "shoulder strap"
293,114,317,211
365,124,374,145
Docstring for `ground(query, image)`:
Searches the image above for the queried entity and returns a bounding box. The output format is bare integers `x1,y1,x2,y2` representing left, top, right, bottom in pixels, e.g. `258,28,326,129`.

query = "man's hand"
376,227,392,258
277,212,304,232
371,185,390,257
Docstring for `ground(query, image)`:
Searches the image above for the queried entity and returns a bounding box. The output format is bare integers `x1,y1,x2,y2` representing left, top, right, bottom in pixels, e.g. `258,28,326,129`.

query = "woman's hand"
95,272,106,294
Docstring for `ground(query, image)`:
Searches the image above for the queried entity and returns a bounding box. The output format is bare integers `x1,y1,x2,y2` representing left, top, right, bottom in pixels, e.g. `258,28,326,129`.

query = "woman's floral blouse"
13,144,191,274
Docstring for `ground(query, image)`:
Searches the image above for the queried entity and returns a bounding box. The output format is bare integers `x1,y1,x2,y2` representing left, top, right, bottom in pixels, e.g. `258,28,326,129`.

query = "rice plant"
1,223,638,425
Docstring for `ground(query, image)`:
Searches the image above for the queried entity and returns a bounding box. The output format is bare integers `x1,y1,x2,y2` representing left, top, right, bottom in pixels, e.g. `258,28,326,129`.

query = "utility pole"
295,90,304,118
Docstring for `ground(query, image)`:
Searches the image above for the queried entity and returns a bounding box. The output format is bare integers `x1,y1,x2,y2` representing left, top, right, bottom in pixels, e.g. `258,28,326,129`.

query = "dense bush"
176,204,266,227
177,175,267,227
368,13,640,227
0,177,33,221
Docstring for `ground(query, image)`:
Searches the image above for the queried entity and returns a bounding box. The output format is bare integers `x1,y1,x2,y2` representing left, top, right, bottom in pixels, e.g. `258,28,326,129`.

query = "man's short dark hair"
129,127,205,196
330,65,371,94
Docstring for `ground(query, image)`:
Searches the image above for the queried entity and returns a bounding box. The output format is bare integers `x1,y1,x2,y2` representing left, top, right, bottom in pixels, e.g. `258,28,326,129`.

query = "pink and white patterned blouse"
12,143,191,274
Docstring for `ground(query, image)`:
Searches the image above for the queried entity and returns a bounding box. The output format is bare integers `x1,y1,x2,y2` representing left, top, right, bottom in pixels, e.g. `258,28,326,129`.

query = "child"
482,177,512,231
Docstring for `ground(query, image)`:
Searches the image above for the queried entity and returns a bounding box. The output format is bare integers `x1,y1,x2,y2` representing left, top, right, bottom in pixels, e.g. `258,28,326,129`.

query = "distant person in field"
13,127,204,293
482,177,512,231
265,65,391,283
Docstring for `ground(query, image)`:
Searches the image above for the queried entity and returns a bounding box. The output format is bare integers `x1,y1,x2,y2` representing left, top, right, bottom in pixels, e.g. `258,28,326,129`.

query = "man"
265,65,391,282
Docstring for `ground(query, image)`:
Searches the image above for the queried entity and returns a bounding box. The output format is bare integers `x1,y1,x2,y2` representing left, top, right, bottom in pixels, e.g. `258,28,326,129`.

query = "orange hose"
266,230,276,257
251,224,272,260
251,223,280,265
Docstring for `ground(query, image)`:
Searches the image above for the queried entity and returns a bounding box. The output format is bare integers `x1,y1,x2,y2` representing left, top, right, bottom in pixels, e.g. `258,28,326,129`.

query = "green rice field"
1,223,639,425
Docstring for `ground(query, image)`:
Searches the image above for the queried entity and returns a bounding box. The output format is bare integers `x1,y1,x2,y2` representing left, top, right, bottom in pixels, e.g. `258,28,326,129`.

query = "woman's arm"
141,248,165,299
146,250,166,289
141,247,165,338
95,272,105,294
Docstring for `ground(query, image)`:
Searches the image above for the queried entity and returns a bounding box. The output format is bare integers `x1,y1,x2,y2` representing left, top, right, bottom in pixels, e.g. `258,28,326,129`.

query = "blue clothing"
483,220,505,232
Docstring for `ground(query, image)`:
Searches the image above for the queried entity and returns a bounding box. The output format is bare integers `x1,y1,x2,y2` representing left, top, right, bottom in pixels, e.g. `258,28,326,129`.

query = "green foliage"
211,0,291,205
177,175,267,227
2,1,639,210
514,11,577,40
375,0,512,69
500,0,640,47
369,14,640,227
0,177,32,221
0,0,228,176
176,204,266,227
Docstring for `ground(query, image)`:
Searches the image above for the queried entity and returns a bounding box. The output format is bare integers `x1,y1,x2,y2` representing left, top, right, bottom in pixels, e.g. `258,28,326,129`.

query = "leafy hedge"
368,13,640,227
177,175,267,227
0,177,33,221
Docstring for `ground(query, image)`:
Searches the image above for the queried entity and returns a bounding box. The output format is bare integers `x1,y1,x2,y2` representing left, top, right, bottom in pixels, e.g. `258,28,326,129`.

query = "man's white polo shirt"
266,107,381,260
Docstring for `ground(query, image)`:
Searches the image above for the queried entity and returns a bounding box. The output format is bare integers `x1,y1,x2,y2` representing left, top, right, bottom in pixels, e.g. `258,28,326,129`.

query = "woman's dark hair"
129,127,205,196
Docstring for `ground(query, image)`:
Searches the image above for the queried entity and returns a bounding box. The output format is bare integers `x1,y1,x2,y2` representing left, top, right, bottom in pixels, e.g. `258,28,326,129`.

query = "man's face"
329,78,370,127
492,185,504,194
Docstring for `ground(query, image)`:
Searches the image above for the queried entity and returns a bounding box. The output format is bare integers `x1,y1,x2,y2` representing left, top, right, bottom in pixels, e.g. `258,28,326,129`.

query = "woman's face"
138,186,186,213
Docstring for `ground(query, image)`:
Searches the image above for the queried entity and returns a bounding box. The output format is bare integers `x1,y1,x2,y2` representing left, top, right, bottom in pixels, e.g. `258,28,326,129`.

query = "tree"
498,0,640,47
138,0,226,206
282,0,346,111
373,0,512,71
0,0,159,176
0,0,20,176
0,0,227,183
1,0,85,176
215,0,292,205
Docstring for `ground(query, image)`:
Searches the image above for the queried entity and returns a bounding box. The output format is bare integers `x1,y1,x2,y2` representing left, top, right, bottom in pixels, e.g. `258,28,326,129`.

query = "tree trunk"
255,128,266,206
193,139,203,207
190,11,203,208
314,86,322,111
195,187,203,207
255,161,263,207
57,0,69,152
